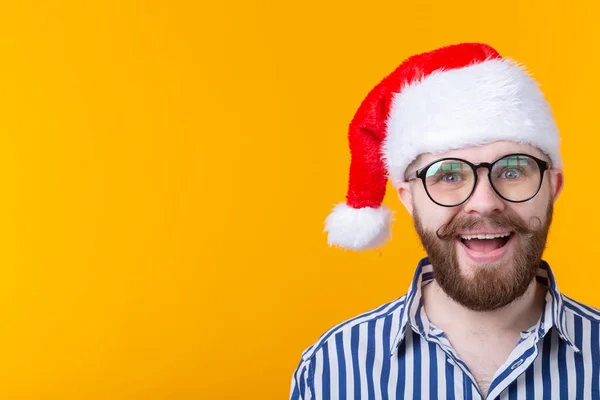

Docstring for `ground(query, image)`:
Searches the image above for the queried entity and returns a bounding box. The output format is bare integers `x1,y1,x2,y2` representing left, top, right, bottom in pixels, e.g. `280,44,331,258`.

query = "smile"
457,231,513,263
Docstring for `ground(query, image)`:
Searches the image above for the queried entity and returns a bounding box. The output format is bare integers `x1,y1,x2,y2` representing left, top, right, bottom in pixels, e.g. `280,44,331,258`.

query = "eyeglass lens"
424,155,542,206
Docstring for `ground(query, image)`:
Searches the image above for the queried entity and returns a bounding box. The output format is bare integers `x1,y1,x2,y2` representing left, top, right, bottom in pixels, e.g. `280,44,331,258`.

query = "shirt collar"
389,257,579,355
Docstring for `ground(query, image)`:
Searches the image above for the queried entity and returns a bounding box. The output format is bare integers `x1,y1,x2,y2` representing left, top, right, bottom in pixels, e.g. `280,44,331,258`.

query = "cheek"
411,185,461,229
411,185,432,207
525,181,553,209
537,173,558,202
413,201,457,231
508,200,548,225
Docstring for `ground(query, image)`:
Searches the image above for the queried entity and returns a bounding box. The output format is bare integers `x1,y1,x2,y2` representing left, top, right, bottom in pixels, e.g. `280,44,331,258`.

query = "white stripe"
387,311,400,398
342,327,354,400
498,389,509,400
403,330,414,398
517,368,527,398
420,337,430,398
435,345,447,400
327,336,339,400
471,381,481,399
549,330,560,396
306,377,313,400
582,317,593,396
533,340,543,396
304,376,312,400
455,365,464,398
314,348,324,397
358,323,369,398
372,318,385,399
566,317,577,397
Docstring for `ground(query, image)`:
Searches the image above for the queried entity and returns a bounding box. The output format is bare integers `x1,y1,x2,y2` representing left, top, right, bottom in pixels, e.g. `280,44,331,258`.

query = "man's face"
397,141,563,311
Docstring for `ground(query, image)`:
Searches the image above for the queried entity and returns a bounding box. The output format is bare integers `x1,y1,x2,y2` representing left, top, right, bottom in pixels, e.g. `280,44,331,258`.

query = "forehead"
410,141,548,170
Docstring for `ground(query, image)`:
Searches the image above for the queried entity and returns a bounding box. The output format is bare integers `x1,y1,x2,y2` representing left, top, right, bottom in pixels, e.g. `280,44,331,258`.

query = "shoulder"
289,294,408,399
297,294,407,363
561,294,600,356
561,294,600,324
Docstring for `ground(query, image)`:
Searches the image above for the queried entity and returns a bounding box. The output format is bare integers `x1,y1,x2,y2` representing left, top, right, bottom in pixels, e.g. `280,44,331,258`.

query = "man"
289,43,600,399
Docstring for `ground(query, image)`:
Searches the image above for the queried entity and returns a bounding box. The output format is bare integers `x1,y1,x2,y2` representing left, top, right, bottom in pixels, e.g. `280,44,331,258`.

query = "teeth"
461,233,511,240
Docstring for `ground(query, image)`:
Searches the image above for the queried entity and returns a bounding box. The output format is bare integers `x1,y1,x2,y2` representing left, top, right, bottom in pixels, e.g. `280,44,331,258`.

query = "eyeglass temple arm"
405,171,419,181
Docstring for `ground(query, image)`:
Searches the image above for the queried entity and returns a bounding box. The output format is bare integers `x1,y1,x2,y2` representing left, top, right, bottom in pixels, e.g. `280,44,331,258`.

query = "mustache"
435,211,543,241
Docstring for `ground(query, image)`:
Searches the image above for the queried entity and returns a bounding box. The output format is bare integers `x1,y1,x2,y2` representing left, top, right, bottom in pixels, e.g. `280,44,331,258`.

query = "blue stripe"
415,301,425,333
397,259,430,332
557,334,568,399
592,321,600,398
550,292,557,333
541,332,552,397
290,380,300,400
464,378,473,400
351,324,361,399
380,315,392,400
299,364,307,399
335,333,347,400
321,341,331,400
396,335,406,395
508,380,518,400
445,357,455,400
412,330,422,397
574,315,584,399
366,321,376,399
428,342,438,398
538,308,547,338
525,363,534,400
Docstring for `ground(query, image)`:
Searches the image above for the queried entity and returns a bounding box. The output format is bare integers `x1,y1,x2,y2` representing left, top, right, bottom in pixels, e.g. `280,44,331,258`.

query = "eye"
440,172,464,182
499,168,522,180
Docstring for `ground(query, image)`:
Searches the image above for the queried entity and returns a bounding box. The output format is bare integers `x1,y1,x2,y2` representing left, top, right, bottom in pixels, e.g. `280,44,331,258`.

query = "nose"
462,168,506,214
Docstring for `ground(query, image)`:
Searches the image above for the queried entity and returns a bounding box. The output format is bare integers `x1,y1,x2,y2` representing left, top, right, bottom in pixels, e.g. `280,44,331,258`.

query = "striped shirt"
289,258,600,399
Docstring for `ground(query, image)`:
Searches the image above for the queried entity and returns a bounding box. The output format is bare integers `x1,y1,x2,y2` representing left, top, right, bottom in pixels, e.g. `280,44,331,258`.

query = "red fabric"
345,43,502,209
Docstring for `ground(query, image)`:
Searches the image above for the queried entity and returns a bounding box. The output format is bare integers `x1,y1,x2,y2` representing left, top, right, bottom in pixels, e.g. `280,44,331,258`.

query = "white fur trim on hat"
382,58,561,185
324,203,393,251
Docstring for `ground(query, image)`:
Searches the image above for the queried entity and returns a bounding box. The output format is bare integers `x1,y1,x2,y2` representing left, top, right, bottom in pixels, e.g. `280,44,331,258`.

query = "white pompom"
324,203,393,251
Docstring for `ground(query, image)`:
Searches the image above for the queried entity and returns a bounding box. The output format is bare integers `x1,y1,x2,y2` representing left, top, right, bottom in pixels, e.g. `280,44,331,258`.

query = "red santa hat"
325,42,561,251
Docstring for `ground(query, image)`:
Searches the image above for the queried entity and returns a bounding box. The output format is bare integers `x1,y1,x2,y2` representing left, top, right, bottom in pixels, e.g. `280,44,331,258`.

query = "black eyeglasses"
405,153,551,207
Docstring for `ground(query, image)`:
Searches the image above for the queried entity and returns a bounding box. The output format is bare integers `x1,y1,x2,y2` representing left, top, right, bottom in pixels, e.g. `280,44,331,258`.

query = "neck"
423,278,547,334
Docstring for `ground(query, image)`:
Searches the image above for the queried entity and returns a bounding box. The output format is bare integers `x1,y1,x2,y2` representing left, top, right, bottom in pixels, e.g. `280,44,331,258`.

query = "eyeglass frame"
404,153,552,208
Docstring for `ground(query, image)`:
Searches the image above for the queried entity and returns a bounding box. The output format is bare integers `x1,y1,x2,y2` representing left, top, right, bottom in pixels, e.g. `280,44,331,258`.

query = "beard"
413,201,553,311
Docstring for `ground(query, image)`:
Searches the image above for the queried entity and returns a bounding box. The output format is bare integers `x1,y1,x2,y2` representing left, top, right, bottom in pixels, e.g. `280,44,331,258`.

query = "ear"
548,167,564,202
396,181,414,216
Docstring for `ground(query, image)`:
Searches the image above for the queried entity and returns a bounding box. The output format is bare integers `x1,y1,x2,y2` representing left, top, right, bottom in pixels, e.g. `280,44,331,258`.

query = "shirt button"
511,359,524,370
520,331,529,339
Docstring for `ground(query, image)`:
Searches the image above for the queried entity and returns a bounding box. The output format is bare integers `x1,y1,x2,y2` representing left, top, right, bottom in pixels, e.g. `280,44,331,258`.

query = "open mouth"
459,232,512,253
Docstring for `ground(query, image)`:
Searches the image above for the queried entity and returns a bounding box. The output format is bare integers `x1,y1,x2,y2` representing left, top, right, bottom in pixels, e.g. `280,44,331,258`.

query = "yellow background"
0,0,598,398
